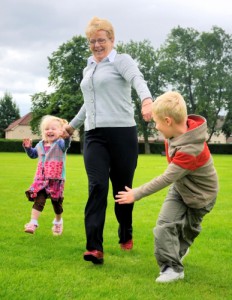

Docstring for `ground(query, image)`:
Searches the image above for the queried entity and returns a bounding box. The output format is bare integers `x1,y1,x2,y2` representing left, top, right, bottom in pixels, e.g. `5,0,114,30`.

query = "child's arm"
22,139,38,158
57,137,71,152
115,163,189,204
115,186,135,204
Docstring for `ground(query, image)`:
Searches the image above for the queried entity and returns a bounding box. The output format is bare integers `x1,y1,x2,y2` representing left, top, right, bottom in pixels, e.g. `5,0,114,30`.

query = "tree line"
1,26,232,149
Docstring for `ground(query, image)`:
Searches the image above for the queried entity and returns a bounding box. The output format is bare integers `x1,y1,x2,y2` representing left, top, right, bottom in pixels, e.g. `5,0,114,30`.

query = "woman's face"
89,30,114,62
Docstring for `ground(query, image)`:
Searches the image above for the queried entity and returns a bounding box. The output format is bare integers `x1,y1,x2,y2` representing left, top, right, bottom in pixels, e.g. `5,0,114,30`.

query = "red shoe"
83,250,104,264
120,239,133,250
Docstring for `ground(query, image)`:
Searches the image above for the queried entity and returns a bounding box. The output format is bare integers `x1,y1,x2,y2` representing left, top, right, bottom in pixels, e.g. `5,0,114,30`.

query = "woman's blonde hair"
40,115,68,140
85,16,115,40
152,91,187,124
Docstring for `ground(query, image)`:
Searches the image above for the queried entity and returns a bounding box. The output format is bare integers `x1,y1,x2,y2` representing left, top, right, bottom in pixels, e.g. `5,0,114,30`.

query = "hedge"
0,139,231,154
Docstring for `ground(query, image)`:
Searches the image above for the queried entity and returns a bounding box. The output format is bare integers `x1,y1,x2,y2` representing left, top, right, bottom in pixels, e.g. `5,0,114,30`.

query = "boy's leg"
154,185,216,273
180,197,216,256
154,185,187,273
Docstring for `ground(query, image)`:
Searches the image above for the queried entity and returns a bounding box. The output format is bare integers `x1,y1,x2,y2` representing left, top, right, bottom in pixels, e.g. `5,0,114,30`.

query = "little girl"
23,115,71,235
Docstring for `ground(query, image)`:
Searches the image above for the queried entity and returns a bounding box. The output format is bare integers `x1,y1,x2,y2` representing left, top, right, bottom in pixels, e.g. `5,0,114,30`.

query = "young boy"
115,91,218,283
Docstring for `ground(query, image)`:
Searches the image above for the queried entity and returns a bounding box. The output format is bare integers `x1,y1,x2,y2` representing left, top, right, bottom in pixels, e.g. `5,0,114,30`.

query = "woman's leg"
108,127,138,244
83,129,110,252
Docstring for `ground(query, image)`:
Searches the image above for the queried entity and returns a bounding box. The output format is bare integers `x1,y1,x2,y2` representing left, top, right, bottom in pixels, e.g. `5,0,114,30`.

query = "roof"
5,112,32,131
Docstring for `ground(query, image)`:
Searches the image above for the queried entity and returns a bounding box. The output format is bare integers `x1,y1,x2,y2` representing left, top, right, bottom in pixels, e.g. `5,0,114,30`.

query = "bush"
1,139,232,154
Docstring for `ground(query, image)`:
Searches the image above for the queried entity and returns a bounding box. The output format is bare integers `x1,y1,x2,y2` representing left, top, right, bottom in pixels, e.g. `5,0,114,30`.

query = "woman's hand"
141,98,153,122
62,124,75,138
115,186,135,204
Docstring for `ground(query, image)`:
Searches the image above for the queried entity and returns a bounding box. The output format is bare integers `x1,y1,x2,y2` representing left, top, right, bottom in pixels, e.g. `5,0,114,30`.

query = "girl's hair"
85,16,115,40
152,91,187,124
40,115,68,140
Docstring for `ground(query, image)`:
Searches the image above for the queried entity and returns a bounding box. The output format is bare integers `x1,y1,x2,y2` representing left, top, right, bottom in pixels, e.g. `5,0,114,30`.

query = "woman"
65,16,153,264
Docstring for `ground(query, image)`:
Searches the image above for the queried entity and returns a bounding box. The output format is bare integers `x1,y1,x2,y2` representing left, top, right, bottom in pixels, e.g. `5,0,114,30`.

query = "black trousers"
83,127,138,252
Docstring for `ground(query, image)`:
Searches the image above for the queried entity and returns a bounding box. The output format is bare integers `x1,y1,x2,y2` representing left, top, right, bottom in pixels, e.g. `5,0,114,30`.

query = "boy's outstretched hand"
115,186,135,204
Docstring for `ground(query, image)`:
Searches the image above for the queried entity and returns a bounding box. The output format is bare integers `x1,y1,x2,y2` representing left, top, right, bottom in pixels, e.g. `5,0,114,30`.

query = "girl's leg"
24,191,46,233
51,198,64,235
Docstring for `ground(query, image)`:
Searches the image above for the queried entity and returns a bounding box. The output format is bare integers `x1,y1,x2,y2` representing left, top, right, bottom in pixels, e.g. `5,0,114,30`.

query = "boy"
115,91,218,283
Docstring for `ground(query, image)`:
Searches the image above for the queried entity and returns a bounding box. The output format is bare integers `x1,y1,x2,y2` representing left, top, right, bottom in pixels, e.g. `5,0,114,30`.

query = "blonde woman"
64,17,153,264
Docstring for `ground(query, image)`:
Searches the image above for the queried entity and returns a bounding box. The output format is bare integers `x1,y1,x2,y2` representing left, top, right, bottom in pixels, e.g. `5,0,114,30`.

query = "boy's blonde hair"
152,91,187,124
40,115,68,140
85,16,115,40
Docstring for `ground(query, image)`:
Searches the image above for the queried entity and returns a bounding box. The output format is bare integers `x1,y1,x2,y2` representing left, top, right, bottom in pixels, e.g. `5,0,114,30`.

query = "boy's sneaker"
181,248,190,262
156,267,184,283
24,223,38,234
52,222,63,236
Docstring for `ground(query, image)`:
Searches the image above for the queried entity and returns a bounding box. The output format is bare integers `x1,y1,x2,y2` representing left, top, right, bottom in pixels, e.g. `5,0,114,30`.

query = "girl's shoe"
24,223,38,234
52,223,63,236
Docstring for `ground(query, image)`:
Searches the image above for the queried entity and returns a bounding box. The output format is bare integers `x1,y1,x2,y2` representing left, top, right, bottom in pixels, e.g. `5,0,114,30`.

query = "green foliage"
0,153,231,299
0,92,20,138
116,40,166,151
31,36,90,133
159,26,232,141
29,27,232,144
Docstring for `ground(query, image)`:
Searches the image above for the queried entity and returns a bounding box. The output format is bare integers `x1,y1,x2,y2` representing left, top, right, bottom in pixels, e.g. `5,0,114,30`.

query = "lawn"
0,152,231,300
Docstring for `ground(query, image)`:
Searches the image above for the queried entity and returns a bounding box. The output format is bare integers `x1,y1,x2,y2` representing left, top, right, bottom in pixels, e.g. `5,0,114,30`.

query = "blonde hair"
85,16,115,40
152,91,187,124
40,115,68,140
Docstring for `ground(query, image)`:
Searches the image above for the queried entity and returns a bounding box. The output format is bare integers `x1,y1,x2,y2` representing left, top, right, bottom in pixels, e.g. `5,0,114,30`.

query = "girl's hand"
115,186,135,204
23,138,32,148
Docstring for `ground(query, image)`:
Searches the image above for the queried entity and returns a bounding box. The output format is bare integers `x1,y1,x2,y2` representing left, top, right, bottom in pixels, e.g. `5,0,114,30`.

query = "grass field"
0,152,231,300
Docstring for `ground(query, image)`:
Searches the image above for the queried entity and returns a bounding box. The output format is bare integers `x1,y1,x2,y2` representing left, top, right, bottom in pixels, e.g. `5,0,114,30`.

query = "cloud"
0,0,231,116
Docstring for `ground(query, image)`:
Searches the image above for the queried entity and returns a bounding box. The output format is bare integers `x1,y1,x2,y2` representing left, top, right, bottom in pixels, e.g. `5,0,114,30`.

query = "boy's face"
152,113,174,139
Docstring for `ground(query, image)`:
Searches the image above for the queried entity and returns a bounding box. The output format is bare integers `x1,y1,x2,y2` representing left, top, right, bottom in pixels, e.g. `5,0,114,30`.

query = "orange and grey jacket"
133,115,218,208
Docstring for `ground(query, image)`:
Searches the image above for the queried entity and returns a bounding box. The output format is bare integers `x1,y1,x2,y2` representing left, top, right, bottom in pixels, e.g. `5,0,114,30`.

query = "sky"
1,0,232,117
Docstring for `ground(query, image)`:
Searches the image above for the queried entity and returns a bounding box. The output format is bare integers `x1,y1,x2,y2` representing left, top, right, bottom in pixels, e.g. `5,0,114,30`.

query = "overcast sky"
1,0,231,117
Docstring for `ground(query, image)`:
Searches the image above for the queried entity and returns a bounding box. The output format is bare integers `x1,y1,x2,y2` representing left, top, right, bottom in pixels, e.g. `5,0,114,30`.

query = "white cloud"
0,0,231,116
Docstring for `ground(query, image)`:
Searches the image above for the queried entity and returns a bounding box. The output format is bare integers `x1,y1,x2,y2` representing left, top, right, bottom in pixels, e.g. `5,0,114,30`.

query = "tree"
116,40,166,153
159,26,232,142
0,92,20,138
222,103,232,139
31,35,90,138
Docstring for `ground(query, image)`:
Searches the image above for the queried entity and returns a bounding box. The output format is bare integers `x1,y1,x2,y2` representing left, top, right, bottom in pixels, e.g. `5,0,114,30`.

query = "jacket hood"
170,114,207,148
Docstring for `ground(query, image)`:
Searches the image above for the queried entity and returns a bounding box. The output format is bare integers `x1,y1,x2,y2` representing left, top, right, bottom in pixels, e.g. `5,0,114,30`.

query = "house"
5,112,40,140
5,112,80,141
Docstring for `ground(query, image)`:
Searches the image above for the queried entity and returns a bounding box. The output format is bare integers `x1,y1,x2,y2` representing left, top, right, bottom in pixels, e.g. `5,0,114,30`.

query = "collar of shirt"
87,49,117,65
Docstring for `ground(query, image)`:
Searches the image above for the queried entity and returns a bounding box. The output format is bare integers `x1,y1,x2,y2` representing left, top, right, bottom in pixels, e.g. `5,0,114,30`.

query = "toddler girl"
23,115,71,235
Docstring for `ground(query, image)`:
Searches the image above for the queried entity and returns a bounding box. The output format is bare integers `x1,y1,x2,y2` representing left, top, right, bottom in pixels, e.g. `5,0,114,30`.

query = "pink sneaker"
24,223,37,234
52,223,63,236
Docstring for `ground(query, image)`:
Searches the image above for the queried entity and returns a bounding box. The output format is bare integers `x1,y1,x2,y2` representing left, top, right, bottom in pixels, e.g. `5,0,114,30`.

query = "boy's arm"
115,163,189,204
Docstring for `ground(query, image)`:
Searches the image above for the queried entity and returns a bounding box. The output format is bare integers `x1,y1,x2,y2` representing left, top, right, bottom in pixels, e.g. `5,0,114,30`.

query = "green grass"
0,153,231,300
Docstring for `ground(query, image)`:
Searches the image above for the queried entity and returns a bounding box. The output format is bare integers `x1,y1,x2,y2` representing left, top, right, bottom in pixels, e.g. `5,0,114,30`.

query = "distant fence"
0,139,231,154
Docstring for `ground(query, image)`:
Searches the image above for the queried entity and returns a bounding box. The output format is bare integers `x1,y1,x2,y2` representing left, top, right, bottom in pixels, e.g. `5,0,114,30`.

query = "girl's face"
89,30,114,62
43,120,62,143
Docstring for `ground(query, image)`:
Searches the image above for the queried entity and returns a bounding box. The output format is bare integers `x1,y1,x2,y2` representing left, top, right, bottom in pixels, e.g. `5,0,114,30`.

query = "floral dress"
24,138,71,201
